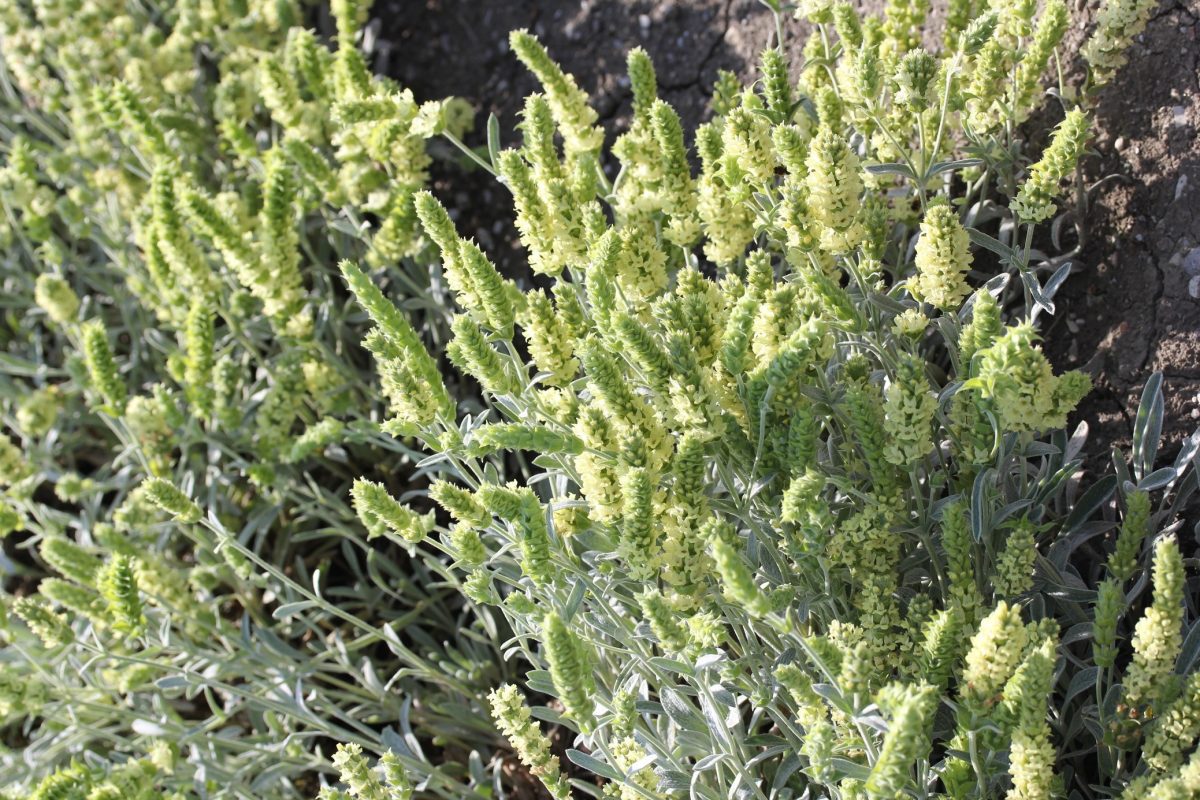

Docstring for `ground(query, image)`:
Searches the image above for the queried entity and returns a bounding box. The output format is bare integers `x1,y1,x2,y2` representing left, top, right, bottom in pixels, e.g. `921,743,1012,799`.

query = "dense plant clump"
0,0,499,795
1,0,1196,798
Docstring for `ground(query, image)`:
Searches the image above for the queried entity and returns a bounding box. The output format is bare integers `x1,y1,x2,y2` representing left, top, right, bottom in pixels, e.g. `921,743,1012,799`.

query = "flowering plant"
0,0,500,795
334,4,1198,799
1,0,1194,797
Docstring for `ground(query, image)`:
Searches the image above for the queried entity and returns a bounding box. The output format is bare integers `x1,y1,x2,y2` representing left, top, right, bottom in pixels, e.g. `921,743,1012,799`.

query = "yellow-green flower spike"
98,554,146,637
184,294,216,417
1092,577,1124,669
350,479,435,543
1144,671,1200,773
447,314,519,397
864,683,937,799
470,423,583,457
488,685,571,800
759,48,793,119
13,596,74,647
1013,0,1069,120
331,0,369,43
958,291,1004,372
542,611,595,731
141,478,203,524
34,274,79,326
805,126,864,252
522,290,578,386
429,481,490,528
1083,0,1160,88
1012,109,1089,224
963,601,1028,704
40,537,101,585
341,260,454,423
882,354,937,466
1124,536,1185,712
709,520,769,618
80,319,126,413
627,47,657,118
974,322,1090,432
911,203,973,311
509,30,602,158
993,519,1038,600
1108,490,1151,582
257,151,311,336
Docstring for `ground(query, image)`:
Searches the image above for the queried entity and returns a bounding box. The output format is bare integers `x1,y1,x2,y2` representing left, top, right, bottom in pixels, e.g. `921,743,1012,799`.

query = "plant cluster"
1,0,1195,798
0,0,501,796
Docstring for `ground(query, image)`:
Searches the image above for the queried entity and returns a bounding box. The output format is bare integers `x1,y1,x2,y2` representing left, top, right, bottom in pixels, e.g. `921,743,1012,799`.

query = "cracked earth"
374,0,1200,479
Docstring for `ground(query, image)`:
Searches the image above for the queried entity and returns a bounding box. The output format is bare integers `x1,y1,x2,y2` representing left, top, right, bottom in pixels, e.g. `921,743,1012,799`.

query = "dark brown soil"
371,0,1200,481
1047,0,1200,472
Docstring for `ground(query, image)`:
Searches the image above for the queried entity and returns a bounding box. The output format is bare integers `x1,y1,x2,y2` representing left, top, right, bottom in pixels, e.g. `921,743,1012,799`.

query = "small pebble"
1190,274,1200,299
1177,175,1189,200
638,14,651,30
1114,136,1126,150
1183,247,1200,276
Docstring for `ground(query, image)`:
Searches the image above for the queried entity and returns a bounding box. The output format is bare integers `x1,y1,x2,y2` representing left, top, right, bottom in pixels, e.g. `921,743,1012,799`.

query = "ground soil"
372,0,1200,489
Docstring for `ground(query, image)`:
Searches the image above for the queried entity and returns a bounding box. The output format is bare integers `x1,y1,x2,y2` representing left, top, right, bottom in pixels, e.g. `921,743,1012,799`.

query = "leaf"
924,158,984,179
810,683,853,717
865,162,916,179
1042,260,1073,301
771,755,803,794
830,758,872,781
1067,421,1090,462
1022,270,1054,316
1064,666,1100,708
525,669,557,697
1023,441,1062,457
970,468,994,542
648,657,694,677
272,601,317,619
982,272,1012,294
1138,466,1177,492
1063,475,1117,536
566,749,623,782
530,706,565,726
486,113,501,169
659,771,693,793
562,579,586,623
659,687,701,730
968,228,1016,262
1174,430,1200,478
1132,373,1165,481
381,725,417,759
1178,618,1200,674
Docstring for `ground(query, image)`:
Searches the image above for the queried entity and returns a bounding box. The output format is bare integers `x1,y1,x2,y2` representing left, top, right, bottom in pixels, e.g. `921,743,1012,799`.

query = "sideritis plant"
331,5,1199,800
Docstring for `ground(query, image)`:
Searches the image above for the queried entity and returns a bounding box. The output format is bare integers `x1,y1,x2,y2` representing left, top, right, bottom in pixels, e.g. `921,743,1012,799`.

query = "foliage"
0,0,499,796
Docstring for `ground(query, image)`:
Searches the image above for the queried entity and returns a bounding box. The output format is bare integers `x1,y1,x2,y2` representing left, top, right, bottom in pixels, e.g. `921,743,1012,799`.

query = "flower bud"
34,274,79,326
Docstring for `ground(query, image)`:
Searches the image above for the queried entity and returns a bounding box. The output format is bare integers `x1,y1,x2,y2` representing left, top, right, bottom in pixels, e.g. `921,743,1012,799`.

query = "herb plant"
1,0,1194,798
335,4,1199,800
